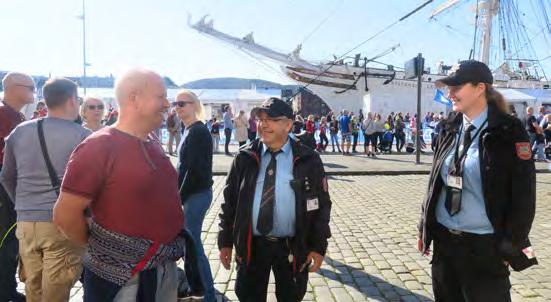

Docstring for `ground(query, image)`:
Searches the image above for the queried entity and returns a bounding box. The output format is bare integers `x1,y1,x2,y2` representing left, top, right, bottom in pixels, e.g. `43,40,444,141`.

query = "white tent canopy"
496,88,536,104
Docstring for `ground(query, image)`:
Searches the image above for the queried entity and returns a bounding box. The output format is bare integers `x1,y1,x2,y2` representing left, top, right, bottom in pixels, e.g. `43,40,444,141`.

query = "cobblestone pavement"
201,174,551,301
17,174,550,301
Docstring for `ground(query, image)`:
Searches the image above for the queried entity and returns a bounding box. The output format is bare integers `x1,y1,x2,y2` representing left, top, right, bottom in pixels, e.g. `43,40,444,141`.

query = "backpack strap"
37,118,60,196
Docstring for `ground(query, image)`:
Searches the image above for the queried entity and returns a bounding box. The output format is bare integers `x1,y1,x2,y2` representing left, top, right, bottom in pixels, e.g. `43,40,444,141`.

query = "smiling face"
257,111,292,148
133,75,168,130
447,82,485,114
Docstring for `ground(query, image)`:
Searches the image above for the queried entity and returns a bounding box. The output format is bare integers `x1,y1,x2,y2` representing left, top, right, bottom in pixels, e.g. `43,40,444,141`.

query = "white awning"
518,89,551,104
495,88,536,104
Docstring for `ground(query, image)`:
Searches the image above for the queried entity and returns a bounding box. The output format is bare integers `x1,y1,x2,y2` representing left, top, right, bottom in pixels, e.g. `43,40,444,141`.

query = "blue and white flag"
433,89,452,107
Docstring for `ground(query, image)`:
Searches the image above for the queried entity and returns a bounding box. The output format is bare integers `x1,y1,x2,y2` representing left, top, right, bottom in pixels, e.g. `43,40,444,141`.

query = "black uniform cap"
251,97,293,119
437,60,493,86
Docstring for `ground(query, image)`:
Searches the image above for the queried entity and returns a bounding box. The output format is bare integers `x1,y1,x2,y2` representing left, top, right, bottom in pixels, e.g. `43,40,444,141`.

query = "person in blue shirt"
339,110,352,155
219,98,332,302
222,105,234,155
418,60,537,302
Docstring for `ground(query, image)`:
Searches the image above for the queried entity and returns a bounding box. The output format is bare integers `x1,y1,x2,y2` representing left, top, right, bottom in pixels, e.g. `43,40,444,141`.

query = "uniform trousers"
431,223,511,302
235,237,308,302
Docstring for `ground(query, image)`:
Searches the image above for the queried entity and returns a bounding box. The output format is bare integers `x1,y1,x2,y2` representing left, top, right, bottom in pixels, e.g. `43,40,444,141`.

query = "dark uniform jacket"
419,103,538,271
218,138,331,273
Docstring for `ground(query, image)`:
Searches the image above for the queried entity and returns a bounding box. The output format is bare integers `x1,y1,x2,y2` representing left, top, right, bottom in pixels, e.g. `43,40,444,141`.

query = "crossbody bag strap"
37,118,60,196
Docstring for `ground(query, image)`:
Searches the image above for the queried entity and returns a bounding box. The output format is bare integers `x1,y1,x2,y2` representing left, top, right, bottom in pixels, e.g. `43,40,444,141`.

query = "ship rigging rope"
290,0,434,97
432,18,470,38
219,40,287,79
530,0,551,49
299,0,344,45
498,0,549,80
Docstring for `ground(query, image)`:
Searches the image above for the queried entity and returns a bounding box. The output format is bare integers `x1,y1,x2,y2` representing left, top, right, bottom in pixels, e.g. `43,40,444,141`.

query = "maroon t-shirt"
0,101,25,164
61,127,184,244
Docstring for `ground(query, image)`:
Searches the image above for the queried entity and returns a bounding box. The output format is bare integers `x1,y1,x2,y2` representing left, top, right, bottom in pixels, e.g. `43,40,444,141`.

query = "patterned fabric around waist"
84,220,186,286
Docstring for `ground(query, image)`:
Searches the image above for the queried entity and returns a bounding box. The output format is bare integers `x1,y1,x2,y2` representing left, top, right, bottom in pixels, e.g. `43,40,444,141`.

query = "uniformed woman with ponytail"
417,60,538,301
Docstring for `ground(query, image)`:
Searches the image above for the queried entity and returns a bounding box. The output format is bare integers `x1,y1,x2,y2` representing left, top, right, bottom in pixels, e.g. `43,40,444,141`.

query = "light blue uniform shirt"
252,139,296,237
223,112,233,130
435,107,494,234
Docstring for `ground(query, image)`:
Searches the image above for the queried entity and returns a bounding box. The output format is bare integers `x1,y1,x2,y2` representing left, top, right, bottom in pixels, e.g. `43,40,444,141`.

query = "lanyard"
449,119,487,176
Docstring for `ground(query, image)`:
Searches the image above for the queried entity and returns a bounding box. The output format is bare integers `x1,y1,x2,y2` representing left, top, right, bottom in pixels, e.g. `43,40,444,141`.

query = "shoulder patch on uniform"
322,177,328,192
515,142,532,160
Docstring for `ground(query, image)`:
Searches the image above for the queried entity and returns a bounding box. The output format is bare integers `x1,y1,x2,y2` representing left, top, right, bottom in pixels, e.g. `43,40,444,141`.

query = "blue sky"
1,0,550,85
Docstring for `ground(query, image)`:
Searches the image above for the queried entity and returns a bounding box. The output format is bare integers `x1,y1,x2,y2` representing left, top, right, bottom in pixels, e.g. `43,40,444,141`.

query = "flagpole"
82,0,87,94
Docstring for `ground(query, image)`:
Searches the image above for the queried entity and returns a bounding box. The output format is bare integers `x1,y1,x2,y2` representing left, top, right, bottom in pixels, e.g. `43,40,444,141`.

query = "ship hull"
283,64,449,115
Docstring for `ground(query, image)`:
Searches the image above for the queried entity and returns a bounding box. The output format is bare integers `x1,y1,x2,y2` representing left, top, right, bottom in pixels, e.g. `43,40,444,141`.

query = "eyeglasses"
15,84,36,92
171,101,194,108
255,117,287,124
87,105,104,110
76,96,83,105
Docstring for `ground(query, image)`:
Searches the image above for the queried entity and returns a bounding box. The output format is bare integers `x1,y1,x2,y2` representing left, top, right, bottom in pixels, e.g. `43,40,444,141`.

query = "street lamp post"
81,0,87,94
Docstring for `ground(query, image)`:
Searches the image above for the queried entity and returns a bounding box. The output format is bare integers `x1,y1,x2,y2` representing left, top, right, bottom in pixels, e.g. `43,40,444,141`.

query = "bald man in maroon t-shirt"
0,71,35,302
54,69,184,300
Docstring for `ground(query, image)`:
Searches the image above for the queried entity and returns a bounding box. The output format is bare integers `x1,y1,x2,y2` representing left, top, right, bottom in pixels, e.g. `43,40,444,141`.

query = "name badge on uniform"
447,175,463,190
307,198,319,212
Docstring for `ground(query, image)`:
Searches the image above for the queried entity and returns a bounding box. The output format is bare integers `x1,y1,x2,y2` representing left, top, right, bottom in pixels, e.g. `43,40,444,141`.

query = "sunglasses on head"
171,101,194,108
87,105,104,110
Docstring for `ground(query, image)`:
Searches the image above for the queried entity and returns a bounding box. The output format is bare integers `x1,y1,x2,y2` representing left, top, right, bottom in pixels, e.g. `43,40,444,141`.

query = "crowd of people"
203,107,447,157
0,59,543,302
525,106,551,162
203,105,551,162
0,70,331,302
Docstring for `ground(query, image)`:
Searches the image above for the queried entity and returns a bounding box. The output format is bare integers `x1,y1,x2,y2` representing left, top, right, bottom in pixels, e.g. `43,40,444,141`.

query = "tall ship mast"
188,0,551,117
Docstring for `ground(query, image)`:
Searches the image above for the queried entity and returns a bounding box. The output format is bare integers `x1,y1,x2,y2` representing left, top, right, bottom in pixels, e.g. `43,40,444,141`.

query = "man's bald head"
113,69,169,132
114,69,164,108
2,72,34,91
2,72,35,107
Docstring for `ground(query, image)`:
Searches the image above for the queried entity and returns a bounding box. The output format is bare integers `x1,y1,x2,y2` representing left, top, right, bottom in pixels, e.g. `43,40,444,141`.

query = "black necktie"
449,123,476,176
461,124,476,156
257,150,282,236
445,123,476,216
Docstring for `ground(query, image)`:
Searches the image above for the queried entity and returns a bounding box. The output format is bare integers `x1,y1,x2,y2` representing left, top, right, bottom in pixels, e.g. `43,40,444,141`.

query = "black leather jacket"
419,104,538,271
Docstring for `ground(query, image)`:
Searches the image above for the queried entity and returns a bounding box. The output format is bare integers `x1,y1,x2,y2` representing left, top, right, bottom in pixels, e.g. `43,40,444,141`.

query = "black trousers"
224,128,232,154
319,133,329,150
395,132,405,152
235,237,308,302
0,181,19,301
431,225,511,302
352,132,359,151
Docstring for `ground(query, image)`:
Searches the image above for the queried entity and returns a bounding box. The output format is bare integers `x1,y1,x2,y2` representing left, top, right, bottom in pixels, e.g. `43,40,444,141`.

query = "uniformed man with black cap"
418,60,537,301
218,97,332,302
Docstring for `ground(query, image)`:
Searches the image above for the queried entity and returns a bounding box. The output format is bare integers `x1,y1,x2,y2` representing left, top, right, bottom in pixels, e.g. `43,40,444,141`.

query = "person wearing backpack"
1,78,91,301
